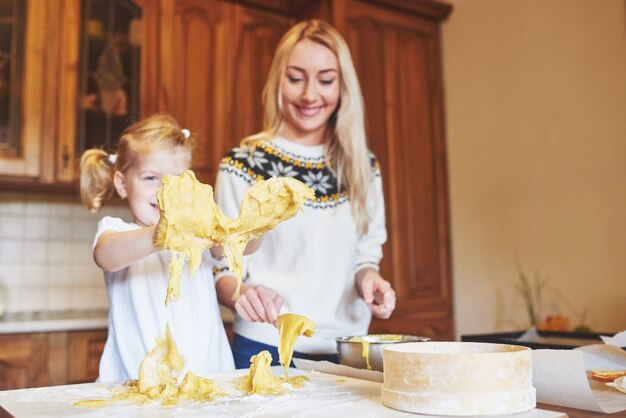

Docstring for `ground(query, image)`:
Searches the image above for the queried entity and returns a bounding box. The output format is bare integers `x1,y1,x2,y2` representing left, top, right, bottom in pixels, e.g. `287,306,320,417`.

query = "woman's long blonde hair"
79,114,192,212
243,20,373,234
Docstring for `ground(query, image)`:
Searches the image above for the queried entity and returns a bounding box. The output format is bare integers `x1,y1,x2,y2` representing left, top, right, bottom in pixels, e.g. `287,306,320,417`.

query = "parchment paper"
530,330,626,413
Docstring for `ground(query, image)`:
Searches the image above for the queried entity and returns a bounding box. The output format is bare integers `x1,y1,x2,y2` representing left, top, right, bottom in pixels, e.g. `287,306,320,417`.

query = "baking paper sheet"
530,330,626,413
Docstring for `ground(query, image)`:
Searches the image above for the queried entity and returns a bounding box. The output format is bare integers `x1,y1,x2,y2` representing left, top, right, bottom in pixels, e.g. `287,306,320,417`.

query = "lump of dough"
75,326,227,407
154,170,314,304
154,171,223,304
137,325,184,397
277,313,316,379
178,372,227,402
237,350,286,395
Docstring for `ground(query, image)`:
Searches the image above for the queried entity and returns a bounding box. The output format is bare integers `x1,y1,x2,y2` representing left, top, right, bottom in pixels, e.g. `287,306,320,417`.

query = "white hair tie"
181,128,190,139
108,154,117,165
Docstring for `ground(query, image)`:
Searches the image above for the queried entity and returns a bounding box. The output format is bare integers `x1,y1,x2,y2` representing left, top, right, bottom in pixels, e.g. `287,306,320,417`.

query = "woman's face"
280,39,340,145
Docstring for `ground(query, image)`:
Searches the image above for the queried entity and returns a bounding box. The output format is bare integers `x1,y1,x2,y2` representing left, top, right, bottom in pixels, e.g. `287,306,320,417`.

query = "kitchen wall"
442,0,626,337
0,191,130,313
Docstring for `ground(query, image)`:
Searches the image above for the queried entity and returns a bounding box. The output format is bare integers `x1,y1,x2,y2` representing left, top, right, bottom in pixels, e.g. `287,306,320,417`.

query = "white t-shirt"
94,216,234,382
214,137,387,354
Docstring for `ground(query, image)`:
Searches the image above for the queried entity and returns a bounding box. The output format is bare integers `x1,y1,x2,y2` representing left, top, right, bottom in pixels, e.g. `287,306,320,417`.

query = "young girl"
214,20,396,368
80,114,235,381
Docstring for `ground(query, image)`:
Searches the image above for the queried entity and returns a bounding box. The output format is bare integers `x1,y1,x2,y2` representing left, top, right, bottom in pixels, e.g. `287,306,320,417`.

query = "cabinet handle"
62,145,70,169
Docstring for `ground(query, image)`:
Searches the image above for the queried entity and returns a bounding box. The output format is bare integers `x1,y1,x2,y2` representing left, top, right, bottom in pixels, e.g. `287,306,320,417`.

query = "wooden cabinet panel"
68,330,107,384
0,334,48,390
164,0,292,184
230,6,293,146
0,330,106,390
311,0,454,339
169,0,231,182
0,1,46,179
0,0,157,187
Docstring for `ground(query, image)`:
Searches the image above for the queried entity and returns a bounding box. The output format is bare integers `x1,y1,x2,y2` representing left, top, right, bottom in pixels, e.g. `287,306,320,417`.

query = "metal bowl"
336,334,430,371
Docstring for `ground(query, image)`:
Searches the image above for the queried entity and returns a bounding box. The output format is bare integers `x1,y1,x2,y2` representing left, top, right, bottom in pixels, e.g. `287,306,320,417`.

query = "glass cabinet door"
0,0,24,157
77,0,141,154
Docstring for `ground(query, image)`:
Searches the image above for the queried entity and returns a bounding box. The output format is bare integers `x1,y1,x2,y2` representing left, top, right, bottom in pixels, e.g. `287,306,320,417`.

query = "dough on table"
237,350,287,395
237,350,309,396
154,170,314,304
277,313,316,378
74,326,226,408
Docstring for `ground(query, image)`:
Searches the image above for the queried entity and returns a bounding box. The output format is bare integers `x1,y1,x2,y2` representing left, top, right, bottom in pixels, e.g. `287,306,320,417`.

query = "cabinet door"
1,0,154,185
68,329,107,384
0,1,45,179
163,0,291,183
0,333,48,390
335,1,453,340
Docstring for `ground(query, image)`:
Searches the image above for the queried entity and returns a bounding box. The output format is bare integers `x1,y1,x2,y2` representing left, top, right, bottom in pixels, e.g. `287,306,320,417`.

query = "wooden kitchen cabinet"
0,0,157,188
156,0,294,183
302,1,454,340
2,0,454,340
0,329,107,390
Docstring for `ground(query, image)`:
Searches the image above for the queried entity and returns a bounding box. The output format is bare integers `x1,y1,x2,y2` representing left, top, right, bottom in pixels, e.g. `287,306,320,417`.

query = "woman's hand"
234,284,284,324
355,268,396,319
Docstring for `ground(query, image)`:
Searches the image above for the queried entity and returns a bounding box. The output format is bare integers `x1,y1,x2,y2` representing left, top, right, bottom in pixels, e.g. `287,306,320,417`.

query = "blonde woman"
80,115,236,381
215,20,396,368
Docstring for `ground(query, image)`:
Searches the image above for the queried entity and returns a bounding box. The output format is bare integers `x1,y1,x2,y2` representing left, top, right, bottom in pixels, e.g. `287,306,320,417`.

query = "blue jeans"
232,333,340,369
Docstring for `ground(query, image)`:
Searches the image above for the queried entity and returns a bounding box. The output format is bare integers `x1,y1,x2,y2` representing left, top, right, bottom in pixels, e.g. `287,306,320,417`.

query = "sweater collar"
270,136,325,159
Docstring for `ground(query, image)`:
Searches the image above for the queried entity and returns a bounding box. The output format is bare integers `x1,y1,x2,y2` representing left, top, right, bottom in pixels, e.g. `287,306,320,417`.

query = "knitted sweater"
214,137,387,354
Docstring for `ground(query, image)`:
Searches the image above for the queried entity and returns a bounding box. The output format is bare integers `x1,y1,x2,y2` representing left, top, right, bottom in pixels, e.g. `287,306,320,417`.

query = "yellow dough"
348,335,403,370
237,350,309,396
74,326,226,408
136,325,184,396
238,350,286,395
277,313,316,378
154,171,224,303
154,170,314,304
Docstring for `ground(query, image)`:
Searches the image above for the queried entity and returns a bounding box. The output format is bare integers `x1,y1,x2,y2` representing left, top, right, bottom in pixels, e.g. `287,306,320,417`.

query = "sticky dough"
74,326,226,408
238,314,316,395
277,313,316,378
238,350,310,396
154,170,314,304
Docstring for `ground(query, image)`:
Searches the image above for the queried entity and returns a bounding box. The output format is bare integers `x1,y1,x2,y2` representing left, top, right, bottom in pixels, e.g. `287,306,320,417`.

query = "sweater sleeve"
355,161,387,273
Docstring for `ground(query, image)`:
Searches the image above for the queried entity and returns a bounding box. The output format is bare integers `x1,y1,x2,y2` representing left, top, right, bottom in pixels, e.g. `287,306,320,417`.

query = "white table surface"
0,368,566,418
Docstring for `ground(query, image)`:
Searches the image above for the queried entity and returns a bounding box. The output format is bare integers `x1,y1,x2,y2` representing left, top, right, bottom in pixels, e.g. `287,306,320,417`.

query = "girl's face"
279,39,340,145
114,146,191,227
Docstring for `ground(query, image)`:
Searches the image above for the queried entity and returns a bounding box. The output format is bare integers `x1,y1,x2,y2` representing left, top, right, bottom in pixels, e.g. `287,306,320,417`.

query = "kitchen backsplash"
0,190,131,314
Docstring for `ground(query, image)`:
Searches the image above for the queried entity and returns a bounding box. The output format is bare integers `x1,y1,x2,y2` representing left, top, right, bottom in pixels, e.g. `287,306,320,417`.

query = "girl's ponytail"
79,149,115,212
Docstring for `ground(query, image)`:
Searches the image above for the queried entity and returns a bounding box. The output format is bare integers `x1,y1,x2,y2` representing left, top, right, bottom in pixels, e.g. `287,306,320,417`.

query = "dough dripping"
348,335,403,370
277,313,316,378
154,170,314,304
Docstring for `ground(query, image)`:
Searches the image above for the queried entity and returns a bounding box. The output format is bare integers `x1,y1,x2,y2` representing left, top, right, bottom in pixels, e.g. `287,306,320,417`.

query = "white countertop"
0,368,566,418
0,309,108,334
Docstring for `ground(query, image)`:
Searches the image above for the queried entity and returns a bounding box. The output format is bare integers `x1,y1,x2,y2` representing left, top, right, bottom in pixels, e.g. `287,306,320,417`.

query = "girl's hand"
235,284,283,324
356,268,396,319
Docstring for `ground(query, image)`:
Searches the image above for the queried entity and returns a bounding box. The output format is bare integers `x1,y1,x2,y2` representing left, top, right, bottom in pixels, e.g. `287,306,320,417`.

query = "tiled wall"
0,191,131,314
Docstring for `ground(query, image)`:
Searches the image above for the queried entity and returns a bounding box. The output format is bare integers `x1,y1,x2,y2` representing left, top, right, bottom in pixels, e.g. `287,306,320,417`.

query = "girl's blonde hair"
79,114,192,212
243,20,373,234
